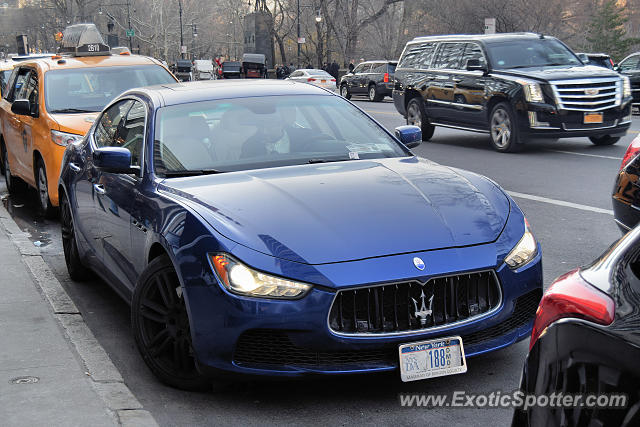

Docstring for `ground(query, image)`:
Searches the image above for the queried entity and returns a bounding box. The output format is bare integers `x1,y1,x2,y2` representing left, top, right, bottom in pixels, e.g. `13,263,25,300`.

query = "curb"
0,199,158,427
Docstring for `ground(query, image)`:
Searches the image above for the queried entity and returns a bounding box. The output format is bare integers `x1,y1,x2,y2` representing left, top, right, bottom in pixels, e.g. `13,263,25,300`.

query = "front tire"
589,135,620,146
489,102,523,153
132,255,210,391
406,97,435,141
340,84,352,100
35,158,56,218
60,192,91,281
4,144,24,195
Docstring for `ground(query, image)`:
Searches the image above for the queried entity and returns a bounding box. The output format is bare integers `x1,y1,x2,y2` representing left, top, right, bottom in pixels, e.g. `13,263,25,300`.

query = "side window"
619,56,640,71
7,68,30,102
22,71,39,111
433,42,467,70
399,42,438,69
290,71,303,78
460,43,486,69
119,101,146,167
3,68,17,100
372,63,386,73
94,99,134,149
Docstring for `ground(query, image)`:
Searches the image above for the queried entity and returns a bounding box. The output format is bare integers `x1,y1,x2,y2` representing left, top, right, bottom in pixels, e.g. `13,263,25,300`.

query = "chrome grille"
328,270,501,336
551,78,622,111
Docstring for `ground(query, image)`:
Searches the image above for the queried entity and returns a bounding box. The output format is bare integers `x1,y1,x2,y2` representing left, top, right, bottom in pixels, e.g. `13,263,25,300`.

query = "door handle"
93,184,106,195
69,162,81,172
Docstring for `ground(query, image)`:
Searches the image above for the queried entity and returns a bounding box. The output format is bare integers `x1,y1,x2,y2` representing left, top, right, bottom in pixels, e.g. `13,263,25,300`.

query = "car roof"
14,54,164,72
297,68,331,73
408,32,556,45
358,60,397,64
128,79,333,107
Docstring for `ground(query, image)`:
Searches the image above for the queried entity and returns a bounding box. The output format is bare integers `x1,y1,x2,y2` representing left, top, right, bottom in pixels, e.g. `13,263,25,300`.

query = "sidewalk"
0,192,156,426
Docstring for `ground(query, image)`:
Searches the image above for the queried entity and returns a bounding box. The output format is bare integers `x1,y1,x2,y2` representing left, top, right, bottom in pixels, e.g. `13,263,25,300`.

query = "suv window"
352,64,366,74
433,42,466,69
387,63,396,73
619,55,640,71
372,63,387,73
460,43,486,69
398,42,437,69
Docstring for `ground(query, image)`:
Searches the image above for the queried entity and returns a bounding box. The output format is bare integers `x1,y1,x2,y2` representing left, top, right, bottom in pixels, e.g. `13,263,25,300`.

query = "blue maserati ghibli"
59,80,542,390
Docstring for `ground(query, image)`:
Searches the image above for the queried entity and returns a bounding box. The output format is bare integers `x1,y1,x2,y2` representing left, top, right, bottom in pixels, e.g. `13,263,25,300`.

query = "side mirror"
466,59,487,73
614,65,620,72
11,99,32,116
395,125,422,149
577,53,589,64
93,147,139,174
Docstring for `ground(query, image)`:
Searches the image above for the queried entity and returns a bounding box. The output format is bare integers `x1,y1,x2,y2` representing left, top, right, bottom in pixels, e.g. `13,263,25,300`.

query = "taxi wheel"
35,159,56,218
3,144,25,195
589,135,620,146
60,192,91,281
132,255,210,391
406,97,435,141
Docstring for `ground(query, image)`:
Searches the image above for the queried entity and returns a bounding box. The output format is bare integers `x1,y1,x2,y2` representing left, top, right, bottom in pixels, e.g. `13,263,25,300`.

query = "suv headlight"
504,219,538,269
51,130,84,147
622,76,631,98
517,79,544,103
209,254,312,299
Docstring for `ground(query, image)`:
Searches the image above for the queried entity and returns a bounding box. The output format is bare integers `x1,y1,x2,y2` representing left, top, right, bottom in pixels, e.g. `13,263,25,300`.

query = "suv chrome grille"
328,271,501,335
551,78,622,111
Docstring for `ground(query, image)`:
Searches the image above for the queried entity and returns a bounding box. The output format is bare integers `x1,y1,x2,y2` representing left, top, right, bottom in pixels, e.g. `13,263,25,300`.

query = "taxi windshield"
44,65,175,113
153,94,408,176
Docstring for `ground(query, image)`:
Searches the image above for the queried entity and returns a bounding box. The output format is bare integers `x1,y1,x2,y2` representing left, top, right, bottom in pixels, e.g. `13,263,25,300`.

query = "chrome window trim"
326,269,503,337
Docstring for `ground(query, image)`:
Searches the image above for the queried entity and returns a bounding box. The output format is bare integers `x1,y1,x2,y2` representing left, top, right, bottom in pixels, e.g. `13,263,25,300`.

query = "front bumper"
185,247,543,379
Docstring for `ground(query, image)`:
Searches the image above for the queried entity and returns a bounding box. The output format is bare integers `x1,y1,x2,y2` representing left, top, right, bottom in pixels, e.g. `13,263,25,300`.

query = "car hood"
159,157,510,265
50,112,99,136
493,64,620,82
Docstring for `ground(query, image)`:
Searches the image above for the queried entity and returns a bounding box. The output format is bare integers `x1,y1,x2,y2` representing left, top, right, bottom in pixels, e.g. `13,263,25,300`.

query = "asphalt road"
1,97,636,426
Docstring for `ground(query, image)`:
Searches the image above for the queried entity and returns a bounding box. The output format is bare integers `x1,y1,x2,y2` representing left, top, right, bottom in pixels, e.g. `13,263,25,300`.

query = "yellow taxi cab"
0,24,177,216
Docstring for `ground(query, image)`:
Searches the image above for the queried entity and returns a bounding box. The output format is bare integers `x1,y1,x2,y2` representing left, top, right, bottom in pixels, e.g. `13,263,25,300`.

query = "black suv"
616,52,640,112
340,60,396,102
393,33,633,152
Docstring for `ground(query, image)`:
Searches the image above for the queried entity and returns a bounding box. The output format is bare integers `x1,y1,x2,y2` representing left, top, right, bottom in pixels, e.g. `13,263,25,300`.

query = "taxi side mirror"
11,99,32,116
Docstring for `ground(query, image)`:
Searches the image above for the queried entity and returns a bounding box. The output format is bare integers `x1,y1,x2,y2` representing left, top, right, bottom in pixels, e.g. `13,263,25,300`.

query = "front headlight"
622,76,631,98
504,219,538,269
517,79,544,103
209,253,312,299
51,130,84,147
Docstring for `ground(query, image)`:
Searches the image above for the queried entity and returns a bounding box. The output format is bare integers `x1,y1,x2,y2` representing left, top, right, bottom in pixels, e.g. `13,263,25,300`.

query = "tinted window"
94,100,134,149
486,38,582,69
387,63,396,73
460,43,486,69
120,101,146,166
352,64,366,74
587,57,613,69
153,95,407,175
44,65,175,113
619,55,640,71
433,43,466,69
399,42,437,69
371,63,386,73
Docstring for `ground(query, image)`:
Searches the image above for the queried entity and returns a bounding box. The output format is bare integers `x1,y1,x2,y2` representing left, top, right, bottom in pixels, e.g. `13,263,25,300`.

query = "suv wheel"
489,102,522,153
368,84,382,102
340,84,351,100
589,135,620,146
35,158,56,218
406,97,435,141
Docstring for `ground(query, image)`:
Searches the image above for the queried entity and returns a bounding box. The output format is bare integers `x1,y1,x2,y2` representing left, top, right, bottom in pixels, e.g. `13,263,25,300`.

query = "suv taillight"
529,269,614,351
620,136,640,171
383,73,389,83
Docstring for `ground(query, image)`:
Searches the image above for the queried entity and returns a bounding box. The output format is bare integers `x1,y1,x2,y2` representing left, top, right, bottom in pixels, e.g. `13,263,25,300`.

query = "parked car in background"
285,68,336,91
221,61,241,79
512,226,640,427
339,60,396,101
172,59,193,82
576,52,614,69
616,52,640,113
612,135,640,232
393,33,633,152
241,53,267,78
59,79,542,390
193,59,215,80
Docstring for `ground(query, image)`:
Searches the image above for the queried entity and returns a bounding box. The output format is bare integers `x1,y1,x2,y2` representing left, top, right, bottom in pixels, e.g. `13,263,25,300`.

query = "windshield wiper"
308,157,358,164
161,169,224,177
50,108,97,113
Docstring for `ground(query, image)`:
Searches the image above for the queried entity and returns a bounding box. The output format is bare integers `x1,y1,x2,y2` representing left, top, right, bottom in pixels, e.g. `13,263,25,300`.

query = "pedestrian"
348,61,355,73
330,60,339,80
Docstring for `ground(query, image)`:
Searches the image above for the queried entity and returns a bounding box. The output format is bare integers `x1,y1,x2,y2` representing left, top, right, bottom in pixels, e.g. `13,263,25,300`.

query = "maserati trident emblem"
413,257,425,271
412,290,434,326
584,88,599,96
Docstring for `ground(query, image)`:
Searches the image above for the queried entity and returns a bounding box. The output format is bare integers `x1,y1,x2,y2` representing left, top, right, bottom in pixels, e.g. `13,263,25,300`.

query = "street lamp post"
295,2,321,68
126,0,132,50
178,0,184,59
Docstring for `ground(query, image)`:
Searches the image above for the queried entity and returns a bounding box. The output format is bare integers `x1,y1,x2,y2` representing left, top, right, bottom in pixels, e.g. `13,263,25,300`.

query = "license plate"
584,112,603,124
399,336,467,382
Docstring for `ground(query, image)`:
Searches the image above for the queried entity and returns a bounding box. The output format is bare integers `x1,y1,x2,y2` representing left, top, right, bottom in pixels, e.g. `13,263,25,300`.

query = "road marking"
507,191,613,215
546,149,623,160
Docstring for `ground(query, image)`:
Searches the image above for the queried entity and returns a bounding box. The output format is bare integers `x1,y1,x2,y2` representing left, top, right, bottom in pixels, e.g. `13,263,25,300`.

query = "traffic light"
54,31,63,42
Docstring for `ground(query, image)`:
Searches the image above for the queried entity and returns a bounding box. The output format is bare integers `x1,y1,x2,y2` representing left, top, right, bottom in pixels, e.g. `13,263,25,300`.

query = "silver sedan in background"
286,69,337,91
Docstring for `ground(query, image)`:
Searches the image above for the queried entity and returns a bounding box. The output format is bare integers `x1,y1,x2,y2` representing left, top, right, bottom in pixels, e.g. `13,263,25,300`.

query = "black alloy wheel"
589,135,621,146
489,102,523,153
340,84,352,100
35,158,56,218
60,192,91,281
406,97,435,141
132,255,210,391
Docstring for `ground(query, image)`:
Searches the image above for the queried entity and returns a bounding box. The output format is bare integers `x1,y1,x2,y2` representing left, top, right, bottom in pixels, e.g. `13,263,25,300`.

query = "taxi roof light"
59,23,111,57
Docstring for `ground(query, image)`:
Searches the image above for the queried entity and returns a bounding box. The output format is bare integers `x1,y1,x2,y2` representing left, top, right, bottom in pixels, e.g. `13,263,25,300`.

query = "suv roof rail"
409,32,542,43
58,23,111,57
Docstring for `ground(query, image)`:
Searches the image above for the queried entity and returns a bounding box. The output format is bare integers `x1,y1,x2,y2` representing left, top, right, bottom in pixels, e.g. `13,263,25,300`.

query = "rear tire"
340,84,351,100
3,144,25,195
589,135,620,146
132,255,210,391
368,84,382,102
406,97,435,141
60,192,91,281
489,102,523,153
35,158,57,218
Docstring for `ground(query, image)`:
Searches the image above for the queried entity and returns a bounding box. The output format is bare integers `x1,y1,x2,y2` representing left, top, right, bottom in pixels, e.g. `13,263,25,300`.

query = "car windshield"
153,94,408,176
486,38,582,69
44,65,175,113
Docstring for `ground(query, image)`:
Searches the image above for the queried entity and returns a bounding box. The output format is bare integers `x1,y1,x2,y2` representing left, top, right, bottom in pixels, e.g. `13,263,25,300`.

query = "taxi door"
3,67,34,179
